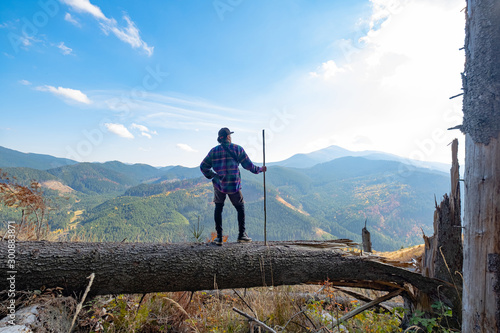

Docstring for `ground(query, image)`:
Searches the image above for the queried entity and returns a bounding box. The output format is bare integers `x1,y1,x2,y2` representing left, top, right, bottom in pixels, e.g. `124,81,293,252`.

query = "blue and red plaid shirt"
200,143,263,194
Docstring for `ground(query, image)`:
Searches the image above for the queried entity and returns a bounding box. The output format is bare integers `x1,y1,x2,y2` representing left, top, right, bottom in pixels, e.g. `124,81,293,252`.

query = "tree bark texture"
462,0,500,331
0,241,457,305
362,219,372,253
463,136,500,332
362,227,372,253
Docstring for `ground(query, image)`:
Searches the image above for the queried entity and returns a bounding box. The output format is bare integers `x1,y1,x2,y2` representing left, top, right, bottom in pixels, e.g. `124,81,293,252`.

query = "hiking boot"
214,236,223,246
237,233,252,243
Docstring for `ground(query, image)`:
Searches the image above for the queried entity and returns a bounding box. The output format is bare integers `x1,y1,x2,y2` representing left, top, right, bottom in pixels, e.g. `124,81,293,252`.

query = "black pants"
213,187,245,237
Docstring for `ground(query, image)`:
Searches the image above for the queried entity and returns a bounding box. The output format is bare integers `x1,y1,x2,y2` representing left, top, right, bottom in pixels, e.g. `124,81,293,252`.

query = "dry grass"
67,284,403,332
376,244,424,263
0,266,407,332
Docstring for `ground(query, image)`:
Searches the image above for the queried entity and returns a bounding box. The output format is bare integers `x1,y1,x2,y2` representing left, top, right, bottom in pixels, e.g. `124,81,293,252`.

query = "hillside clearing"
41,180,74,193
275,194,310,215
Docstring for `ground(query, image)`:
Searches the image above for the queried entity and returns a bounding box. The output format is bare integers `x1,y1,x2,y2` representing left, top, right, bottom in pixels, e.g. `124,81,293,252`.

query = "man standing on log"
200,127,266,246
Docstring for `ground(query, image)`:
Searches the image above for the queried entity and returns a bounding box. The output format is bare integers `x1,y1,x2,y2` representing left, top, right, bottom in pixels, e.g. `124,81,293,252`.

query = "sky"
0,0,466,167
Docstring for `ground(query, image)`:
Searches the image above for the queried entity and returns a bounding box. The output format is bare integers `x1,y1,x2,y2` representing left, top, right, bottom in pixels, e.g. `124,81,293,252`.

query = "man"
200,127,267,246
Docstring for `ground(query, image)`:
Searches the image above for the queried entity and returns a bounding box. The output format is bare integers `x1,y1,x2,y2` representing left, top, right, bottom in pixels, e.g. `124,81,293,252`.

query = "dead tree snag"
462,0,500,331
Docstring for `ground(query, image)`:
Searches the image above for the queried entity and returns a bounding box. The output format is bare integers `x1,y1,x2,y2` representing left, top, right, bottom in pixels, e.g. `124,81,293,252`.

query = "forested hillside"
46,163,140,194
75,177,321,243
0,147,450,250
96,161,165,183
0,146,77,169
243,157,449,249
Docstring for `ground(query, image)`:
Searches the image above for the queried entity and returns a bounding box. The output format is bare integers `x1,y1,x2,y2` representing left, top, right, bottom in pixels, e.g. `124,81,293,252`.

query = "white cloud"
105,123,134,139
64,13,81,27
61,0,153,56
21,37,31,47
36,85,91,104
18,34,41,48
101,16,154,57
57,42,73,55
131,123,149,132
89,91,256,132
309,60,348,80
177,144,198,153
60,0,106,20
2,17,54,54
131,123,157,139
1,20,43,52
19,80,31,85
263,0,465,164
366,0,405,28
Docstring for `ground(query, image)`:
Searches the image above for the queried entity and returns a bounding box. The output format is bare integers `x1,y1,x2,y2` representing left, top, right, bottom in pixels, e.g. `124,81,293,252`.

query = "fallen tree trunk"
0,241,458,306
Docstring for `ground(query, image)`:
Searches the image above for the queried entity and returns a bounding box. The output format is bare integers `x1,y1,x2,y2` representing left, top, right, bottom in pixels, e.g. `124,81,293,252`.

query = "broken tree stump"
420,138,463,327
422,139,463,283
362,219,372,253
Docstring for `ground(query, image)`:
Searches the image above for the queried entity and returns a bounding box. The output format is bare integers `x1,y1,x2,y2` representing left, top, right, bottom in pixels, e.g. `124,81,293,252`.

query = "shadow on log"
0,240,459,310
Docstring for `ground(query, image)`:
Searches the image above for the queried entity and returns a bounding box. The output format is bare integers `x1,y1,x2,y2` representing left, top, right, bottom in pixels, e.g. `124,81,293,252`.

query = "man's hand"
261,166,267,172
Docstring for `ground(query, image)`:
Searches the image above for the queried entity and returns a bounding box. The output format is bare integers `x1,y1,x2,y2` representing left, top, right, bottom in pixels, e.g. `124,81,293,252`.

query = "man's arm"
238,146,266,174
200,151,217,179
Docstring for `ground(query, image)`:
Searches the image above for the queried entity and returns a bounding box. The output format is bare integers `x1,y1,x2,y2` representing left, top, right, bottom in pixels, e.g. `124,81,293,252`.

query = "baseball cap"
218,127,234,138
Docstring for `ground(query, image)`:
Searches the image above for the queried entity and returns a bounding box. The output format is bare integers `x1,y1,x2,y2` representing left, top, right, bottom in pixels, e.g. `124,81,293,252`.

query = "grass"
0,281,405,332
67,284,406,332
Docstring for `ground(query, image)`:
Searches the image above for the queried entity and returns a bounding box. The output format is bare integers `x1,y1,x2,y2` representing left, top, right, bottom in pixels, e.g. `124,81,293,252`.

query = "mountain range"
0,145,450,173
269,145,451,172
0,145,452,250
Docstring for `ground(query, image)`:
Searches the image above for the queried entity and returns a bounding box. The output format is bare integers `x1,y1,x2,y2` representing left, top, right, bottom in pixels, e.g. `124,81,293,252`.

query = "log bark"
0,241,457,306
462,0,500,331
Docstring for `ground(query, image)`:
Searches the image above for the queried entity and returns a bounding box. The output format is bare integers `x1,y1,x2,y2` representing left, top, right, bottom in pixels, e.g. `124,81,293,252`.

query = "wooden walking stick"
262,129,267,245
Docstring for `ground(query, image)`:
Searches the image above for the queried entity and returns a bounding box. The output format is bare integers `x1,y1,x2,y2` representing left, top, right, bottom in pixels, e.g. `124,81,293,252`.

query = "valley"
0,145,451,251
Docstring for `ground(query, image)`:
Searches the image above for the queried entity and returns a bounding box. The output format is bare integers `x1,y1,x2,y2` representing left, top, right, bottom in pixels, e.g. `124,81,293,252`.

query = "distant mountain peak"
269,145,450,173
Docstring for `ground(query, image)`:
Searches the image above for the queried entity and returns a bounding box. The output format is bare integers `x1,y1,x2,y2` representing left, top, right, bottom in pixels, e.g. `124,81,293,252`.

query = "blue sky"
1,0,465,167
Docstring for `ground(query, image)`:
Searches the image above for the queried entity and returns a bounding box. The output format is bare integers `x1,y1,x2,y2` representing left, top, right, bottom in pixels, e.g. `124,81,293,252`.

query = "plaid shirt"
200,143,263,194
